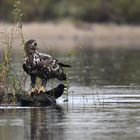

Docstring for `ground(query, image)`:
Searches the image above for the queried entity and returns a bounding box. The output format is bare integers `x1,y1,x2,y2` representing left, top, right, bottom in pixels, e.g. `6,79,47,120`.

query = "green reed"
63,51,72,102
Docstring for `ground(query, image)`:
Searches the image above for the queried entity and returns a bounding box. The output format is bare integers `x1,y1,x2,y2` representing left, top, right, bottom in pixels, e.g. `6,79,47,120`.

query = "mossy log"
0,84,65,107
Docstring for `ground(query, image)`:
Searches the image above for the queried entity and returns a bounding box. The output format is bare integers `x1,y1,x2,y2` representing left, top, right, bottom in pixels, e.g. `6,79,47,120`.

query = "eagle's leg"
28,75,37,96
38,79,47,93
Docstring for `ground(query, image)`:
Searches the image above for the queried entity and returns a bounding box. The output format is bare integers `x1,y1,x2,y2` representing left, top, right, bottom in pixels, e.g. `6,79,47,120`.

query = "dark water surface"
1,48,140,140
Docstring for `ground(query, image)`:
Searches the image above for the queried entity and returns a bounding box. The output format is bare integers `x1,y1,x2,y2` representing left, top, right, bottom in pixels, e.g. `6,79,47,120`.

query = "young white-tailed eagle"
23,39,71,94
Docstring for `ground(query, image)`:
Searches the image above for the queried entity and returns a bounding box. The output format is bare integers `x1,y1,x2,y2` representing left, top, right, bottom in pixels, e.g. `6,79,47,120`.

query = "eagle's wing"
23,57,31,74
38,53,60,72
23,56,39,75
23,63,29,74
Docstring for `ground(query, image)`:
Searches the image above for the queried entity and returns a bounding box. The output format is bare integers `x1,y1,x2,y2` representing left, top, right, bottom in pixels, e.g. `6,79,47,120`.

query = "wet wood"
0,84,65,107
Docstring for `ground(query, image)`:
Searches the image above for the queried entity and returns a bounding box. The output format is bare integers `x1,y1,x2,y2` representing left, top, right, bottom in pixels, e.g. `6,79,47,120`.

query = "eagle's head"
24,39,37,55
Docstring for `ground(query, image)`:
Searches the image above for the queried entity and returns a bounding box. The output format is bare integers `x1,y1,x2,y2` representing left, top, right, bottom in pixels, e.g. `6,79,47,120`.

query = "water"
1,48,140,140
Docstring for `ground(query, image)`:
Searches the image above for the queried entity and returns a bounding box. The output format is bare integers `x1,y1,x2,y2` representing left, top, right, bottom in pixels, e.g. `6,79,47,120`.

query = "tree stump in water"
0,84,65,107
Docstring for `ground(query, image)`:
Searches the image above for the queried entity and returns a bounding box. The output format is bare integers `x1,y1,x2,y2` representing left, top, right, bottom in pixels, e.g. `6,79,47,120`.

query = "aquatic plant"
63,51,72,102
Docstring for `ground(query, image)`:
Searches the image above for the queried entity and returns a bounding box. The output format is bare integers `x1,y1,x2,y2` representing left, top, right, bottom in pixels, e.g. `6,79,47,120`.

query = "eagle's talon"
31,88,36,92
27,88,37,96
37,86,46,94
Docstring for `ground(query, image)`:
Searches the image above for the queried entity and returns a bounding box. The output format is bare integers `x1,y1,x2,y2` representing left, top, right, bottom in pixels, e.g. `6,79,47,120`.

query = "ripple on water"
0,86,140,140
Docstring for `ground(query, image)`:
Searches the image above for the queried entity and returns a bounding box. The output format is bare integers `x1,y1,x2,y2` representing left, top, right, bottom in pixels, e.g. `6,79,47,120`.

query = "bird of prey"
23,39,71,94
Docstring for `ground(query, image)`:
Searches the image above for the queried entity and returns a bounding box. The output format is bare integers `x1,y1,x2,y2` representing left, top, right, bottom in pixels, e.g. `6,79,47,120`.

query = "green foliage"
1,0,140,23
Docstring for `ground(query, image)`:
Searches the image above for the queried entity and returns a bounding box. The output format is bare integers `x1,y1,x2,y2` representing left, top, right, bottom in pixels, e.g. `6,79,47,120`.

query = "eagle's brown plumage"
23,39,71,93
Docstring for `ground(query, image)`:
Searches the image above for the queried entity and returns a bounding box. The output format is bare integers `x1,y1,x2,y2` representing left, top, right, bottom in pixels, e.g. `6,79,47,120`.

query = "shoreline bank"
0,22,140,50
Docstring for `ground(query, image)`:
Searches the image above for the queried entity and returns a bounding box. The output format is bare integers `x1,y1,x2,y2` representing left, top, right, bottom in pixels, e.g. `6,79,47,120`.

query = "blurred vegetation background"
1,0,140,24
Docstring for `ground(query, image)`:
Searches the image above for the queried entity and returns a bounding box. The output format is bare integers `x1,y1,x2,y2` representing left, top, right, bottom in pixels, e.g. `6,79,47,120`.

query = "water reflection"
0,105,65,140
29,106,64,140
1,88,140,140
72,48,140,86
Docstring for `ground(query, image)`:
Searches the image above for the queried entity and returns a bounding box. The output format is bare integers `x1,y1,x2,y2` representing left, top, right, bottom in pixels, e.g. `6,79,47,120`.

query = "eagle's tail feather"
59,63,71,67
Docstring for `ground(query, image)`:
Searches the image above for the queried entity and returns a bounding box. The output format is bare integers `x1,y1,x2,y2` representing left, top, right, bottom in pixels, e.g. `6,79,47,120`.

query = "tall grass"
0,1,25,95
0,25,17,94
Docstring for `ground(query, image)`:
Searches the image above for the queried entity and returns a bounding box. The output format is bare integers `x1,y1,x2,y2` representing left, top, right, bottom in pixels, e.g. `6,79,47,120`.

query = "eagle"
23,39,71,94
